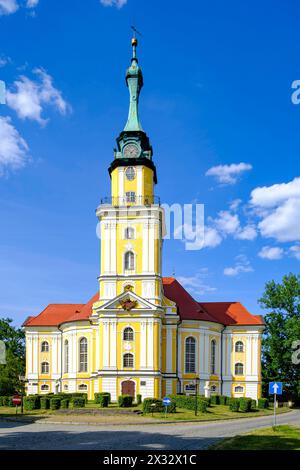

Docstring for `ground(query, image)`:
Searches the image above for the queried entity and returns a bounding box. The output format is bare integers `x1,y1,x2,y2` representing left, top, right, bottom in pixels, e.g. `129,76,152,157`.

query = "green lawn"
150,404,290,421
209,425,300,450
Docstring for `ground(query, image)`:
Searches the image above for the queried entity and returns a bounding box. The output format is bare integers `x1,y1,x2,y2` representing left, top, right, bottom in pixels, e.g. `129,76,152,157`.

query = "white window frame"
79,337,88,372
185,336,196,373
64,339,69,373
235,341,244,353
123,327,134,341
123,353,134,368
41,362,49,374
41,341,49,353
210,339,216,375
235,362,244,376
124,251,135,271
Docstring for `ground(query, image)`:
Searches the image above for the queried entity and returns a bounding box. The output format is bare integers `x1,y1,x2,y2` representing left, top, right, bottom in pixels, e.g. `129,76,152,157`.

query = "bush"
143,398,163,413
118,395,133,407
71,393,88,403
251,399,257,410
219,395,228,405
198,400,209,413
50,398,61,410
24,395,40,411
70,397,85,408
229,398,240,412
239,398,252,412
168,394,208,412
136,394,142,405
0,396,3,406
40,397,50,410
258,398,269,409
94,392,111,406
210,395,220,405
61,399,69,409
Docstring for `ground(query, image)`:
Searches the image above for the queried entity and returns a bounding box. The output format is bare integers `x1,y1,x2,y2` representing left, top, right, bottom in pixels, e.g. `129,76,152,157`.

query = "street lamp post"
194,377,200,416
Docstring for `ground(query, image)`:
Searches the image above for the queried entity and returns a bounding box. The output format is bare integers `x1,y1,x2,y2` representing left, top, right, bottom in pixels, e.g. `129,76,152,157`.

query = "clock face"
123,143,140,158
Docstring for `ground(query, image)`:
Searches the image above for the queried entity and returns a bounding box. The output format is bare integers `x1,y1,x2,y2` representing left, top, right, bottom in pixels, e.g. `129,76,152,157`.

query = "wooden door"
121,380,135,397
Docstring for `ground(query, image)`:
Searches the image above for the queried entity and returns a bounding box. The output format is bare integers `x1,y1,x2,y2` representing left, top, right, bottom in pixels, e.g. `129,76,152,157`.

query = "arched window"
64,384,68,390
79,337,88,372
185,337,196,373
41,341,49,352
124,251,135,270
123,327,134,341
125,166,136,181
41,384,49,391
41,362,49,374
210,385,217,392
123,353,134,368
211,339,216,374
64,340,69,373
124,227,135,240
235,362,244,376
235,341,244,353
235,386,244,393
78,384,88,391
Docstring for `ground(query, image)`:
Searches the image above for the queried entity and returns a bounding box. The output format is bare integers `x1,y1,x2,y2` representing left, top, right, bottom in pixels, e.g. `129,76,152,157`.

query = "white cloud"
6,68,70,125
235,224,257,241
177,270,217,296
0,55,11,67
214,210,240,234
0,0,18,15
289,245,300,260
100,0,127,8
26,0,39,7
203,226,223,248
250,178,300,243
224,255,253,277
206,162,252,185
229,199,242,211
0,116,29,175
258,246,284,260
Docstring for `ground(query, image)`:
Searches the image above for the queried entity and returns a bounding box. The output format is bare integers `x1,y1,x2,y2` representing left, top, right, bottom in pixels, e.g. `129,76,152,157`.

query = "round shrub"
40,397,50,410
97,394,109,408
70,397,85,408
94,392,111,405
60,399,69,409
142,398,163,413
24,395,40,411
219,395,228,405
136,394,142,405
197,400,208,413
258,398,269,409
50,397,61,410
210,395,220,405
239,398,252,412
118,395,133,408
229,398,240,412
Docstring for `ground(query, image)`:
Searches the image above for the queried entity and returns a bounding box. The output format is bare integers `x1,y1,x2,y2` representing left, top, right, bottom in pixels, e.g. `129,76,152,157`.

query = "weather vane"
131,25,142,39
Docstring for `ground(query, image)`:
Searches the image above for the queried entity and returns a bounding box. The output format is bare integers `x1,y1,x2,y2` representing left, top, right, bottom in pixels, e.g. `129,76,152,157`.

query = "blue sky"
0,0,300,325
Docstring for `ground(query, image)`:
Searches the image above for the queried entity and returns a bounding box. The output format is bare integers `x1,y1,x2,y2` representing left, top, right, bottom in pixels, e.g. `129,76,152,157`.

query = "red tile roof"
23,278,263,327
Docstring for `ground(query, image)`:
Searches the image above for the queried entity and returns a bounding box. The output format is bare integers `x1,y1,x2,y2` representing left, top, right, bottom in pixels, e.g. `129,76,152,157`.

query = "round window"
125,167,136,181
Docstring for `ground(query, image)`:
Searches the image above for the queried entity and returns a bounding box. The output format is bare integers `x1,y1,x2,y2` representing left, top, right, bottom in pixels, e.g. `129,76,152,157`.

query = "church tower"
91,36,175,400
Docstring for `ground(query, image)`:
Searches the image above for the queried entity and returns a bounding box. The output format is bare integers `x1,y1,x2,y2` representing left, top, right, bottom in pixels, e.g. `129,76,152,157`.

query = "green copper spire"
124,36,144,132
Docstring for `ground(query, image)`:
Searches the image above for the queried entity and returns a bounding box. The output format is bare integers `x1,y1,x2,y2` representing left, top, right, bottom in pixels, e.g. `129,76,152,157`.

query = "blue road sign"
162,397,171,406
269,382,283,395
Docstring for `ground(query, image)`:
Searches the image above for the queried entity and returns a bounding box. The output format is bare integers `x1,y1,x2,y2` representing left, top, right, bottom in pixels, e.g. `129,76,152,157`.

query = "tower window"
123,353,134,368
124,251,135,270
210,339,216,375
124,227,135,239
123,327,134,341
125,191,136,203
125,167,136,181
235,362,244,376
41,341,49,352
79,337,88,372
185,337,196,373
235,341,244,353
41,362,49,374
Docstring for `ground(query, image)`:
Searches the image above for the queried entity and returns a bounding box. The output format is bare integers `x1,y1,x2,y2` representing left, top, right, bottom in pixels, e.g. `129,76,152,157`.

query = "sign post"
162,397,171,419
269,382,283,428
12,395,22,415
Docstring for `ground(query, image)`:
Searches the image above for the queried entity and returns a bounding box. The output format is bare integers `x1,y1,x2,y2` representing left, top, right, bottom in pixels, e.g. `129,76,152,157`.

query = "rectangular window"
125,191,136,203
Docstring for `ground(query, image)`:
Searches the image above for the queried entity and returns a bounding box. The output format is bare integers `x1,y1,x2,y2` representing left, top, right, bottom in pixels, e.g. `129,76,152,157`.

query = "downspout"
58,324,63,393
220,325,226,395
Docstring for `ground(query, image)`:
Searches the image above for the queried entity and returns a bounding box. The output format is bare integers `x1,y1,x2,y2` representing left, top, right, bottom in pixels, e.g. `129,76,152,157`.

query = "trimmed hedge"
118,395,133,408
61,399,69,409
24,396,40,411
168,394,208,413
219,395,228,405
136,394,142,405
40,397,50,410
210,395,220,405
70,397,85,408
258,398,269,409
143,398,163,413
229,398,240,412
239,398,252,412
94,392,111,406
50,398,61,410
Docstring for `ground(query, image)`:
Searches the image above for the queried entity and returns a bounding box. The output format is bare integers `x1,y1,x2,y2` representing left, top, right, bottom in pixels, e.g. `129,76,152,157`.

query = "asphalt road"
0,410,300,450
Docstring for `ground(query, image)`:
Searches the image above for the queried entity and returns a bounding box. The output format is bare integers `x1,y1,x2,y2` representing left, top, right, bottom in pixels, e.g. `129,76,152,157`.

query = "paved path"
0,410,299,450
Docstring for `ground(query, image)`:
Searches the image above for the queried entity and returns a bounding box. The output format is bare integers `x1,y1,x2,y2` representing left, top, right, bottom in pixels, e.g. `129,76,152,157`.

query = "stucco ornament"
119,299,138,311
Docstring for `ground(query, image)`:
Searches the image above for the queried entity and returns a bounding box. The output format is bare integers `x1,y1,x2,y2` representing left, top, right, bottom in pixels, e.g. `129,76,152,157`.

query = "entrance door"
121,380,135,398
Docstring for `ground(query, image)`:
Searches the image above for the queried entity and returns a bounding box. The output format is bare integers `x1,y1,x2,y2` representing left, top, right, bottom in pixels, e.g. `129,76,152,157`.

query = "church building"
24,37,264,402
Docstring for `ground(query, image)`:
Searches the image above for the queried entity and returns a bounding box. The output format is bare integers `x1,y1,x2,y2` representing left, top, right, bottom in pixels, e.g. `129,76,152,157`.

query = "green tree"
0,318,25,395
259,273,300,399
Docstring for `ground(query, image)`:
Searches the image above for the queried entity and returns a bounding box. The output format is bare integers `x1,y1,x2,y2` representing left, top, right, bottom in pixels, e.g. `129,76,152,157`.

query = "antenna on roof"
131,25,142,38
